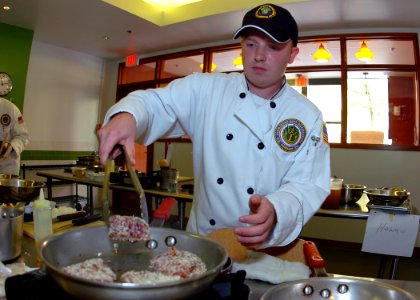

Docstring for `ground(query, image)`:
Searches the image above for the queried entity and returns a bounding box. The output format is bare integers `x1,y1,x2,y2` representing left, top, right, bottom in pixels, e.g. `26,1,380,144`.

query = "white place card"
362,209,420,257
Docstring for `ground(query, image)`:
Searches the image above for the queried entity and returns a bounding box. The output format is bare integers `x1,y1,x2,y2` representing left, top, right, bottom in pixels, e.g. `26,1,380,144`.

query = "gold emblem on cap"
255,4,277,19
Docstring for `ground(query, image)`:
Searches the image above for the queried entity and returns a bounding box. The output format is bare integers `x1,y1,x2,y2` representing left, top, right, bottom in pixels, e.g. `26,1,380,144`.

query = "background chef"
98,3,330,248
0,97,30,177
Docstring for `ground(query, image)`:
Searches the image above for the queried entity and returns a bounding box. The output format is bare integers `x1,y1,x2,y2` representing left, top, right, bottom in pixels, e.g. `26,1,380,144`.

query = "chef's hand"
234,194,277,249
97,112,137,166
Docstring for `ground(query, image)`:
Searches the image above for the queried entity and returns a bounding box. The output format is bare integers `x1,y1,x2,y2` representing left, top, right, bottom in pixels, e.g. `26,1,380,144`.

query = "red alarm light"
125,54,138,67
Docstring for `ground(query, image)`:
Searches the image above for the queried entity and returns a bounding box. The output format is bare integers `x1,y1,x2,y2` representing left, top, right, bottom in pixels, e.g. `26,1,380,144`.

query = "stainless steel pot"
0,205,24,261
341,184,366,204
261,277,417,299
39,226,228,300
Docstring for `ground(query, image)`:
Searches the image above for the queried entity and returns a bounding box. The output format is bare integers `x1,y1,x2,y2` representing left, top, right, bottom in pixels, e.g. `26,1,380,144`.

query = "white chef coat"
104,72,330,247
0,97,30,176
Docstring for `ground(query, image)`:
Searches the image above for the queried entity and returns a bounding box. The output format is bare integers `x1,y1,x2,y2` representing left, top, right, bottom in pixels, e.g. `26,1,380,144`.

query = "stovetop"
5,269,249,300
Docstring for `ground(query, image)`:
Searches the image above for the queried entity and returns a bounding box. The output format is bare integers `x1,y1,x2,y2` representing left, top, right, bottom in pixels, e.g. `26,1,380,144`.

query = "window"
160,53,204,79
117,33,420,151
287,34,419,149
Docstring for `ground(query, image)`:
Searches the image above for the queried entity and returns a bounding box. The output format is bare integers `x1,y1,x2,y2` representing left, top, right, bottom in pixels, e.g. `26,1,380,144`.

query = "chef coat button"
217,178,224,184
270,101,276,108
247,187,254,194
226,133,233,140
257,142,265,149
209,219,216,226
239,92,246,99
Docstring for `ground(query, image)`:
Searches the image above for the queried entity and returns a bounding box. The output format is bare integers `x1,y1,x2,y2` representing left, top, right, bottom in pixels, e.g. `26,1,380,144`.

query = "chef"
98,3,330,248
0,97,30,177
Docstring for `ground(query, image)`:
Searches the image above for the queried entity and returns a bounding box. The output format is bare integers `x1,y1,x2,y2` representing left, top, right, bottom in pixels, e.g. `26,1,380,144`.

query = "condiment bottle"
33,189,53,266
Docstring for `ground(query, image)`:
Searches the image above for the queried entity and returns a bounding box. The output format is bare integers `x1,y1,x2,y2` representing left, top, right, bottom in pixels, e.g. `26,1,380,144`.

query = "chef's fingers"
98,113,136,165
235,196,277,247
234,223,271,249
1,143,12,159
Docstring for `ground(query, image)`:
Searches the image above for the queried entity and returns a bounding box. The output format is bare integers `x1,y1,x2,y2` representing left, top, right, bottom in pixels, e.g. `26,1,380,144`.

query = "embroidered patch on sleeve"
274,118,306,152
322,122,329,144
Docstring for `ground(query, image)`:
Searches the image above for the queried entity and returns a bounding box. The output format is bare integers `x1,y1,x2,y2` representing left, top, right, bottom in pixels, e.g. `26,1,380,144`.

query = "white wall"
23,41,104,151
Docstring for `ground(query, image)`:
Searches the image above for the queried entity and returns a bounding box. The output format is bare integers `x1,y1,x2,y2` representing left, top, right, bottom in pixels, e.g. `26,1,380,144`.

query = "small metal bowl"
341,184,366,204
364,188,410,206
0,179,45,203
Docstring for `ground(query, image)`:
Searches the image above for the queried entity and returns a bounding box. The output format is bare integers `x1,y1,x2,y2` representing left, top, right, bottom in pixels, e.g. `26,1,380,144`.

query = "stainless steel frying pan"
260,277,417,300
39,226,228,300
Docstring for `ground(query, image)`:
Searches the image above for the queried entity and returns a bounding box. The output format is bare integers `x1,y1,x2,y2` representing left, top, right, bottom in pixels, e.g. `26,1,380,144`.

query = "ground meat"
108,215,151,242
120,270,181,284
62,258,116,283
149,248,207,278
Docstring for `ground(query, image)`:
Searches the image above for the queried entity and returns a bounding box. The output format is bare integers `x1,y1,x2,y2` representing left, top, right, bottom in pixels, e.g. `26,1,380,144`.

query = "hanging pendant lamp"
233,54,243,70
312,43,332,63
200,62,216,72
355,41,374,62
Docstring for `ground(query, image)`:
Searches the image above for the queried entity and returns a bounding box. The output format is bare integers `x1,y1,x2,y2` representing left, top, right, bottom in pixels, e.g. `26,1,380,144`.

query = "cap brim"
233,25,290,44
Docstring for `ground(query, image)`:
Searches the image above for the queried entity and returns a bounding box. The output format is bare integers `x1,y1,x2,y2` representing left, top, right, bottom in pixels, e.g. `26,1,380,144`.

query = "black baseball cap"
233,4,298,46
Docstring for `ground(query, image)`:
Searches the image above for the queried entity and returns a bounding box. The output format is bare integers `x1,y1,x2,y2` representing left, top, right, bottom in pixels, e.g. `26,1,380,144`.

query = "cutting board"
23,220,104,239
207,228,306,263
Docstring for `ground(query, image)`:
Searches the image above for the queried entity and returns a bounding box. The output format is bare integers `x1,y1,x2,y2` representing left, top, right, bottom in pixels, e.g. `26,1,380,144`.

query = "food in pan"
108,215,151,242
149,247,207,278
62,258,116,283
62,248,206,284
120,270,181,284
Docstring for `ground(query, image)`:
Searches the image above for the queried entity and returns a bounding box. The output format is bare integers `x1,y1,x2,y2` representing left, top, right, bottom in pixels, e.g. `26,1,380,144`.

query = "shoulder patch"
1,114,11,126
274,119,306,152
323,122,329,144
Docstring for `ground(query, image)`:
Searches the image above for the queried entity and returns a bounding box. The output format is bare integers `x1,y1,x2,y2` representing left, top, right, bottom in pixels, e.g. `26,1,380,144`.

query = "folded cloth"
231,250,310,284
1,262,37,299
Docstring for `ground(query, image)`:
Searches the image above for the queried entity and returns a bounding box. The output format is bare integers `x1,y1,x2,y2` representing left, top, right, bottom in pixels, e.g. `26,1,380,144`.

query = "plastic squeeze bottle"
33,188,53,243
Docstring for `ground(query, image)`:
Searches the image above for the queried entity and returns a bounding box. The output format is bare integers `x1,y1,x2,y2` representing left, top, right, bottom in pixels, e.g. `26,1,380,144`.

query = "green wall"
0,22,33,111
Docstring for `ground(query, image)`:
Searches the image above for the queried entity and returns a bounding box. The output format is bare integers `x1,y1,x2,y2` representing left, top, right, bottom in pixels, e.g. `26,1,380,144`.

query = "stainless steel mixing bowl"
364,188,410,206
0,179,45,203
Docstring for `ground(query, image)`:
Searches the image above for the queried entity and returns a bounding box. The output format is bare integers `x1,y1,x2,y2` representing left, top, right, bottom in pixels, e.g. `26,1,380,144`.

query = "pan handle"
303,241,326,268
153,197,177,221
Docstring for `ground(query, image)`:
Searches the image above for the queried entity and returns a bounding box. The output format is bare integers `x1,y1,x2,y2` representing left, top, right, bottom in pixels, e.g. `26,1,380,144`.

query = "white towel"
231,250,311,284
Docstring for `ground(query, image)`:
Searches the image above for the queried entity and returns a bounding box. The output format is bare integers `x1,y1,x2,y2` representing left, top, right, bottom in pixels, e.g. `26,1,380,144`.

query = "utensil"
0,205,24,261
54,211,86,222
101,159,113,225
260,277,417,300
0,179,45,203
72,213,102,226
341,184,366,204
123,146,148,223
39,226,228,300
150,197,177,227
303,241,328,277
364,188,410,206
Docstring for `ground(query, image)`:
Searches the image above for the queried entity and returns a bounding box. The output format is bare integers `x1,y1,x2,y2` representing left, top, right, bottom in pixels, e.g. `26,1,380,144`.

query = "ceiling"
0,0,420,61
